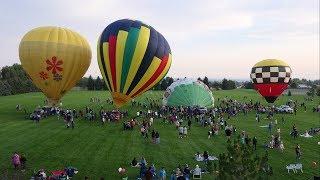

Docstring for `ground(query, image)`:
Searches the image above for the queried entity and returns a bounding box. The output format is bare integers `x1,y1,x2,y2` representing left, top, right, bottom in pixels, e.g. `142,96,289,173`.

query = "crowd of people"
11,94,319,179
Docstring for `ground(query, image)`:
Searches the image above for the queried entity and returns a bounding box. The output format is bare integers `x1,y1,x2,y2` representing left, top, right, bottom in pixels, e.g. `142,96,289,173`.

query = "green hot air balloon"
163,79,214,108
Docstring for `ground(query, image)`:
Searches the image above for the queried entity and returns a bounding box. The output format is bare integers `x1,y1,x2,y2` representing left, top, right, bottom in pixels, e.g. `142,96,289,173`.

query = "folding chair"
193,173,202,179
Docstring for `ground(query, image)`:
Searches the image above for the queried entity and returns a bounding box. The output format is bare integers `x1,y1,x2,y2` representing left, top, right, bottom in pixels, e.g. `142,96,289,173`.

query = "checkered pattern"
250,66,291,84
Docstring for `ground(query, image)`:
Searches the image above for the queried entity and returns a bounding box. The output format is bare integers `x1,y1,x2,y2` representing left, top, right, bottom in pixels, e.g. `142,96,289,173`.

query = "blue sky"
0,0,319,79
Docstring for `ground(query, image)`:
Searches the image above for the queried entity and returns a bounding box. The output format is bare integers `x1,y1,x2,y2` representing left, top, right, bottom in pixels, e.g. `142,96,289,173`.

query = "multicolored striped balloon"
97,19,172,107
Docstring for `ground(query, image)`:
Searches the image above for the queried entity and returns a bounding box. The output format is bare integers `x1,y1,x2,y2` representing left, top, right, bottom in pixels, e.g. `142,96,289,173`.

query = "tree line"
77,76,175,91
1,63,319,96
0,64,38,96
79,76,239,91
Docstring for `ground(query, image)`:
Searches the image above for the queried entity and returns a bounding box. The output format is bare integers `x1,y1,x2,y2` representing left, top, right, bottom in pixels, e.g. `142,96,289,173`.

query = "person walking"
253,136,257,150
188,119,192,130
268,122,273,134
295,144,302,161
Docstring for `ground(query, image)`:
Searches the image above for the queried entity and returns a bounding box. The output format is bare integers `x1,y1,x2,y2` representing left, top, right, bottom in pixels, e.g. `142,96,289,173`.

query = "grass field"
0,89,319,179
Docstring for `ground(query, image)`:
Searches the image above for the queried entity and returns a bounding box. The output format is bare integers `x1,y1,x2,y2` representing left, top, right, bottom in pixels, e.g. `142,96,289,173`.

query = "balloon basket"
47,98,60,107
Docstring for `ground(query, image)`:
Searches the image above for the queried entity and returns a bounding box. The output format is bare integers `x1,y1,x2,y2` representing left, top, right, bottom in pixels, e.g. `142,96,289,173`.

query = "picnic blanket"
195,155,218,161
51,170,65,176
259,125,269,128
300,134,313,138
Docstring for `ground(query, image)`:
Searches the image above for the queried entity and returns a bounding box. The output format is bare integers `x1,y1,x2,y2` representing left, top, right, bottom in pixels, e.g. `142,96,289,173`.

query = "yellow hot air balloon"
19,26,91,106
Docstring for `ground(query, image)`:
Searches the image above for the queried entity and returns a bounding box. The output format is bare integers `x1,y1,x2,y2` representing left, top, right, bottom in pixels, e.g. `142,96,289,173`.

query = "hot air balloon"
19,26,91,106
250,59,292,103
163,79,214,108
97,19,172,107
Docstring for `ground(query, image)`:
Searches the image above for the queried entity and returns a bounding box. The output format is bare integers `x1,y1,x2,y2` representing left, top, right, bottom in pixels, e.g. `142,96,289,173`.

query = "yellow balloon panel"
19,26,91,105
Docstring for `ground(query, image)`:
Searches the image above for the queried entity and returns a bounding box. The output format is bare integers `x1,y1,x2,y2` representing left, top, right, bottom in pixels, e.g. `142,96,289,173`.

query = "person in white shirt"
183,126,188,137
279,141,285,152
178,126,184,138
193,165,201,176
277,128,281,137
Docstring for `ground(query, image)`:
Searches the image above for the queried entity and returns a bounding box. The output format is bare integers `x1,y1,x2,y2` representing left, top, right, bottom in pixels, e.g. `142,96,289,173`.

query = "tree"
102,79,108,90
87,75,95,90
153,81,162,91
215,138,273,179
221,79,236,90
168,77,174,86
95,76,103,90
160,78,168,90
307,85,316,96
290,81,298,89
203,76,209,86
243,81,253,89
0,80,12,96
317,87,320,96
0,64,38,96
76,77,88,89
288,90,292,96
211,81,222,89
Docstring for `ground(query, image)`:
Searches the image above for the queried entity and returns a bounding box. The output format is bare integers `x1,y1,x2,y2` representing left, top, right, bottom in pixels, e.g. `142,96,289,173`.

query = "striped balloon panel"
97,19,171,106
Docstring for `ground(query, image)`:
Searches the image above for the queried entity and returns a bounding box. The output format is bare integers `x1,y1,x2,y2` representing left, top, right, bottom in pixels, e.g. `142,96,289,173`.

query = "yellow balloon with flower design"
19,26,91,106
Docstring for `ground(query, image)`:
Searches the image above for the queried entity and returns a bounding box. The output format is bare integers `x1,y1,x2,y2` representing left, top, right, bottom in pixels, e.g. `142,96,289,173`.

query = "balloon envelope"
250,59,292,103
19,26,91,105
163,79,214,108
97,19,172,107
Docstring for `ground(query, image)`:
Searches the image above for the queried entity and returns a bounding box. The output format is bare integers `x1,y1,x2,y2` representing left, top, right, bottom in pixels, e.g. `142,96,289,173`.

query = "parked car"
276,105,293,113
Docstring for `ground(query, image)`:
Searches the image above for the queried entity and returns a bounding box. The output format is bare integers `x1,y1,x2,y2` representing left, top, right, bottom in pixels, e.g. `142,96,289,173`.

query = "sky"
0,0,319,80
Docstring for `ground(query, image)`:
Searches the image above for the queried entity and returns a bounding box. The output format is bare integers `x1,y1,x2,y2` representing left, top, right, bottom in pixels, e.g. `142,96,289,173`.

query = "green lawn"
0,89,319,179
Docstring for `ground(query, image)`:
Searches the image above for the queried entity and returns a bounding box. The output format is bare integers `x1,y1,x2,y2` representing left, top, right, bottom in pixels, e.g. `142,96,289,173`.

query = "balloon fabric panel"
97,19,172,107
19,26,91,106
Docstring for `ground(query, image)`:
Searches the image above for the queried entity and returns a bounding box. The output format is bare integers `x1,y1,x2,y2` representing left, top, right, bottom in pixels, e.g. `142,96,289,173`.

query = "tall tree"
160,78,168,90
76,77,88,89
0,80,12,96
221,79,236,90
168,77,174,86
243,81,253,89
215,138,273,179
102,79,108,90
203,76,209,86
95,76,103,90
0,64,38,96
87,75,95,90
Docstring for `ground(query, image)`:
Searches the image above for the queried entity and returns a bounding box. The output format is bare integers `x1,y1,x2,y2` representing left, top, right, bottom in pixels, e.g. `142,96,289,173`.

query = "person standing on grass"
268,122,273,134
159,167,166,180
292,124,298,139
188,119,192,130
20,154,27,171
178,126,184,138
253,136,257,150
256,113,260,123
145,166,153,180
295,144,302,161
277,128,281,137
11,152,20,169
71,117,75,129
183,126,188,137
155,131,160,144
151,130,156,143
